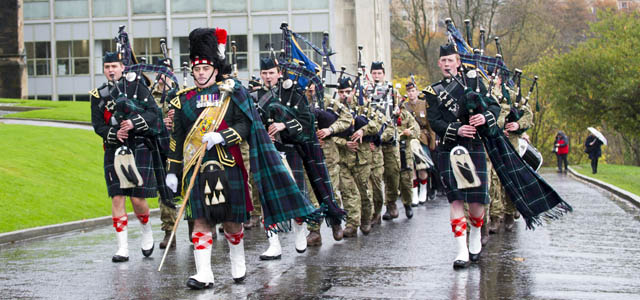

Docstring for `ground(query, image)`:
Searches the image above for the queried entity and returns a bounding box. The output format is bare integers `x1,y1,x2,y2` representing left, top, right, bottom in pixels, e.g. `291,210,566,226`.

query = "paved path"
1,172,639,299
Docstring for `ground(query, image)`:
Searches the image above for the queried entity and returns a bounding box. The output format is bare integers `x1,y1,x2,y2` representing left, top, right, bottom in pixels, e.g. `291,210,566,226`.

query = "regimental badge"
444,98,459,116
196,93,220,108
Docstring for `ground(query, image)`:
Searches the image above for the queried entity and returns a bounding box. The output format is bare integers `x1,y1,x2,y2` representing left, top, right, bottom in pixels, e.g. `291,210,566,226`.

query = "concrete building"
23,0,391,101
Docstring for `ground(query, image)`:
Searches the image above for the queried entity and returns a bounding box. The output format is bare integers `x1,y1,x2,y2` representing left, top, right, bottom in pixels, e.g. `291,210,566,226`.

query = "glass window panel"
251,0,286,11
212,0,247,12
172,0,206,13
73,40,90,57
74,59,89,74
150,38,163,56
27,61,35,76
59,94,73,101
179,55,189,66
57,59,70,75
229,35,247,52
133,39,147,55
24,1,50,19
26,43,35,58
256,34,270,51
39,95,52,100
93,0,127,17
292,0,328,10
54,0,89,18
56,41,71,58
237,54,247,71
36,60,51,75
133,0,166,14
35,42,51,58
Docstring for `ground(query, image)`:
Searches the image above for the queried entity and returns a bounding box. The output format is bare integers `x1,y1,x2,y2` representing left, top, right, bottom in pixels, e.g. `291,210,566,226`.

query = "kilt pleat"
437,140,489,204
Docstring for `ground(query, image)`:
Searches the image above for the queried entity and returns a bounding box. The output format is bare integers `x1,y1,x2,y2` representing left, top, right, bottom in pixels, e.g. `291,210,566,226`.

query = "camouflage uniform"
395,108,421,208
336,102,383,230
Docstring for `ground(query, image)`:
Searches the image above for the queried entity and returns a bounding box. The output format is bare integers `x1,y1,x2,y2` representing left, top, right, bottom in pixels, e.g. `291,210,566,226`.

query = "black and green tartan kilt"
183,161,248,224
103,141,157,199
437,139,489,204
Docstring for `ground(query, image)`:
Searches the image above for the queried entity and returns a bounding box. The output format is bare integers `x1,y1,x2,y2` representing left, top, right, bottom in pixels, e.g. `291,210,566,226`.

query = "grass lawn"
572,163,640,196
0,98,91,123
0,124,157,233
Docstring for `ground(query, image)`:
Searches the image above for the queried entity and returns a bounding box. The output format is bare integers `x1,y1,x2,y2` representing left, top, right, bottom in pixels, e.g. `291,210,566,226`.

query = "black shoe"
404,205,413,219
469,251,481,262
428,191,436,201
186,278,213,290
112,255,129,263
411,203,419,207
453,260,469,269
259,254,282,261
141,244,154,257
382,211,393,221
233,276,245,283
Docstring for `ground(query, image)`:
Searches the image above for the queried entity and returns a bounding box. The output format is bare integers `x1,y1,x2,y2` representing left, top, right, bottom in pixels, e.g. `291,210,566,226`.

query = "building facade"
23,0,391,101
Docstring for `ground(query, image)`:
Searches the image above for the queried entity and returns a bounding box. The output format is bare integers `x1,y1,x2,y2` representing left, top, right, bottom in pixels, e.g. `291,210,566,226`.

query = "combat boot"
331,224,344,241
343,225,357,238
360,219,371,235
307,230,322,246
488,216,502,234
370,213,382,227
382,203,399,221
159,230,176,249
404,205,413,219
504,214,515,232
481,223,490,246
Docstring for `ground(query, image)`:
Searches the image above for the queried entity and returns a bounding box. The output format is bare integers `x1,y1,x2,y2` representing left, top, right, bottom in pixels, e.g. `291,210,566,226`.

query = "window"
294,32,324,64
178,35,248,71
94,39,118,73
133,37,164,64
225,35,248,71
212,0,247,12
178,37,190,67
54,0,89,18
172,0,206,13
25,42,51,76
292,0,328,10
56,40,90,75
132,0,165,14
94,0,127,17
24,0,49,19
251,0,286,11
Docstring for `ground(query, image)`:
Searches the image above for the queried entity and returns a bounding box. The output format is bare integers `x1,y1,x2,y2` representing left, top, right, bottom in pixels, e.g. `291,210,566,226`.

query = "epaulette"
88,88,99,98
423,85,436,96
170,86,196,110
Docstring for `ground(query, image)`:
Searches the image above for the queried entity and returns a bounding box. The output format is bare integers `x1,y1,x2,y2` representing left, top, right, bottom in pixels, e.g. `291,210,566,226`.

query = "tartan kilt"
437,139,489,204
103,140,157,199
284,148,310,200
183,159,248,224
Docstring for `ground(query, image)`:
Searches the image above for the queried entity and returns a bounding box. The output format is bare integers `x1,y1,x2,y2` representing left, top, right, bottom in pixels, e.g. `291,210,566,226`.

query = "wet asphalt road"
1,171,639,300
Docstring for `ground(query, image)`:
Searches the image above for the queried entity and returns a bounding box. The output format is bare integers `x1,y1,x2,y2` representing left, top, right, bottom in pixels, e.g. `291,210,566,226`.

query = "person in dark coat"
584,133,603,174
553,131,570,173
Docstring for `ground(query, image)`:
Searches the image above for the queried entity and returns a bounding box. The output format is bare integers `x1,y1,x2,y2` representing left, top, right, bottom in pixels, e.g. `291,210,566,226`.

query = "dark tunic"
90,77,162,198
167,82,251,223
425,72,500,204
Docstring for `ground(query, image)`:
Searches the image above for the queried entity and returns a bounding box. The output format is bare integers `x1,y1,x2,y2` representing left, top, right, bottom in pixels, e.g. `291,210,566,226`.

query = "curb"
0,208,160,245
568,166,640,208
0,117,91,126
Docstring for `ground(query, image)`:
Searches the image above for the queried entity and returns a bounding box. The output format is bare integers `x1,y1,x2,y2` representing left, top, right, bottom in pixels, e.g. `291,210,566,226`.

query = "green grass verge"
0,98,91,123
0,124,157,233
572,163,640,196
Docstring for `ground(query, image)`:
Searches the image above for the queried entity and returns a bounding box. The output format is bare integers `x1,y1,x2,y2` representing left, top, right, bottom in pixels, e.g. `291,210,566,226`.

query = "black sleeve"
90,95,118,145
426,93,460,144
220,95,251,146
127,83,160,136
167,98,186,174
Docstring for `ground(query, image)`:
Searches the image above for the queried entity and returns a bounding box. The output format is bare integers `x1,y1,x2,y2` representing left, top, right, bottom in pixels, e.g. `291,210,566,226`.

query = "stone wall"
0,0,26,99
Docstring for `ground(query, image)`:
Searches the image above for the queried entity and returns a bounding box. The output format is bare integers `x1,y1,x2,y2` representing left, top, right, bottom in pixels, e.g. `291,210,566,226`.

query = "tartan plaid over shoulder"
483,133,572,230
229,79,320,231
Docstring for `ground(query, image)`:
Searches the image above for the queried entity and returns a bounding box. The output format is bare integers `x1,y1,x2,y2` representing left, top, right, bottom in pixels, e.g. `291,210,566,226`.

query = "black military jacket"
424,71,500,148
90,77,159,149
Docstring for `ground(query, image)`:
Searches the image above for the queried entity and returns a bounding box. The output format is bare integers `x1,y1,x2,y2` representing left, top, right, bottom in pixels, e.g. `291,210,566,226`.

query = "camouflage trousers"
398,142,415,207
158,200,177,232
369,146,384,216
488,160,516,218
381,144,400,206
341,146,372,228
